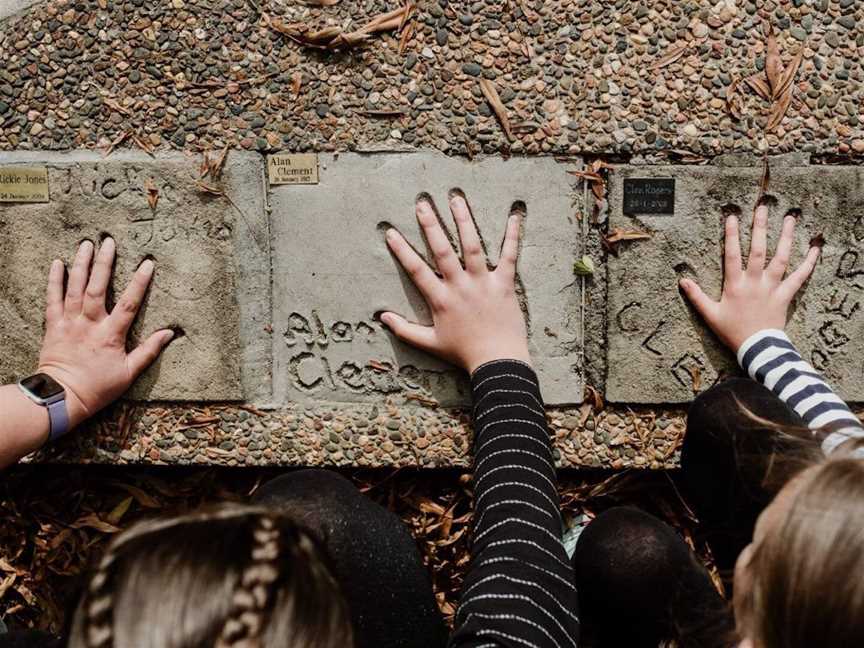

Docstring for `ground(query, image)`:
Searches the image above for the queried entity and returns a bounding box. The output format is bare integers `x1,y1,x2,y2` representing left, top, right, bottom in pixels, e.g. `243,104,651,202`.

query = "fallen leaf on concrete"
764,23,783,95
726,77,742,120
774,48,803,100
399,19,416,55
131,132,155,156
767,87,793,131
303,0,341,5
584,384,604,411
744,72,772,101
103,97,131,116
479,78,514,142
144,178,159,210
405,393,439,408
101,130,130,157
687,364,702,394
361,109,409,118
758,154,770,203
606,227,651,244
650,45,687,70
290,71,303,97
266,5,412,51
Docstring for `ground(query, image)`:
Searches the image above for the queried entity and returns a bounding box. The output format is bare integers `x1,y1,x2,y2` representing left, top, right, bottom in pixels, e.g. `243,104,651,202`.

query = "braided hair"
68,506,351,648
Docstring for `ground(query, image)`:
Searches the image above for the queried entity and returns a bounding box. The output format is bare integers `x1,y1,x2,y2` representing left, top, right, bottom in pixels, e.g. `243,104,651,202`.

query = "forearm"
737,329,864,456
0,384,50,469
449,359,579,648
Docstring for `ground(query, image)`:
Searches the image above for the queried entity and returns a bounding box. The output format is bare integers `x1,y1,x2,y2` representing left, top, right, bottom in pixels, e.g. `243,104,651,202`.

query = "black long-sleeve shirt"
449,359,580,648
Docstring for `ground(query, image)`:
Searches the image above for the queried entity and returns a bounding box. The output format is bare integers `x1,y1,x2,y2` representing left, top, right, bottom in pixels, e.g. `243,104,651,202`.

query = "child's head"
67,505,352,648
733,448,864,648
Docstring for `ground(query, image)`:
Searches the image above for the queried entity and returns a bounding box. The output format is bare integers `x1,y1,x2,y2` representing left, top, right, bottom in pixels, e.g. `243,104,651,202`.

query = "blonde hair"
67,505,352,648
750,447,864,648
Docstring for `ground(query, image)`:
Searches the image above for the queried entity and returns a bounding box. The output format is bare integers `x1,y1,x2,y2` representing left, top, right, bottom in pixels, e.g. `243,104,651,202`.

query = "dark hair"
67,505,353,648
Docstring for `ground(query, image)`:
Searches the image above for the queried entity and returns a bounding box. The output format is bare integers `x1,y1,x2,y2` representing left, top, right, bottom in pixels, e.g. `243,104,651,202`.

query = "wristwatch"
17,373,70,442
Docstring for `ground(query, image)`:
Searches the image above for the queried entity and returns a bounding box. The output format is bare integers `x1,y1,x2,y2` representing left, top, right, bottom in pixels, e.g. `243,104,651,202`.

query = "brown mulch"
0,464,717,634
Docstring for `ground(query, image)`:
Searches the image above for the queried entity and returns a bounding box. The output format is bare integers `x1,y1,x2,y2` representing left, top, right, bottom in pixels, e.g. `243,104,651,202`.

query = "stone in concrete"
270,153,582,407
0,151,270,401
606,164,864,403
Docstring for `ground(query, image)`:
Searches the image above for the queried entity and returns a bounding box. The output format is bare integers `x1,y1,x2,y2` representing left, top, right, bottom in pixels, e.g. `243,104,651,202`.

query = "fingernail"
80,239,93,251
386,228,397,240
140,259,155,273
162,329,175,343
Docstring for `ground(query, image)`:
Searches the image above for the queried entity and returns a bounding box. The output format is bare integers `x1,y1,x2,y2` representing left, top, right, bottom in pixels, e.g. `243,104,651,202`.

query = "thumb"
380,312,438,354
679,278,718,323
128,329,175,377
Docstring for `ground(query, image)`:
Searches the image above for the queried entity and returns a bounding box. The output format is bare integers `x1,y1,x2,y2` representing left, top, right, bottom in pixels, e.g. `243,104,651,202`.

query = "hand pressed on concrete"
37,238,174,429
380,193,531,374
679,203,822,352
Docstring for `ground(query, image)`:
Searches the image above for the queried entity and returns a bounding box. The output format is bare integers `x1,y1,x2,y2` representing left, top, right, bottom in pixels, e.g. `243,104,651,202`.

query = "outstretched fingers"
108,259,155,336
128,329,174,377
450,193,486,274
416,199,461,279
766,214,796,281
45,259,65,325
379,312,438,354
64,240,94,316
747,204,769,276
779,244,821,300
82,237,116,320
386,228,445,307
723,214,743,280
497,211,522,279
679,277,720,325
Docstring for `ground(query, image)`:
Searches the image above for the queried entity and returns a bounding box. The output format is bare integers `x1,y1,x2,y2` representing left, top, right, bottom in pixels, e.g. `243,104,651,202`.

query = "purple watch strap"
47,399,69,442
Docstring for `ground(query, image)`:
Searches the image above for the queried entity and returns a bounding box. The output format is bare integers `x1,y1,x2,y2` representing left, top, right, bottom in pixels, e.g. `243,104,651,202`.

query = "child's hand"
37,238,174,428
679,204,821,352
381,194,531,374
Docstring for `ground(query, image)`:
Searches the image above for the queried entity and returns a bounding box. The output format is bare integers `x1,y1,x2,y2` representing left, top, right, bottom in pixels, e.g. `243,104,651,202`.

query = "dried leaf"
573,255,595,276
405,393,439,407
399,19,415,55
196,180,224,196
103,97,131,116
291,71,303,97
687,364,702,394
101,130,129,157
726,77,742,120
744,72,772,101
774,48,803,100
567,169,604,183
144,177,159,210
303,0,341,4
605,227,652,244
71,514,122,534
650,45,687,71
764,23,783,95
106,497,133,526
478,78,514,142
767,86,793,131
584,384,604,411
131,133,155,156
109,483,160,508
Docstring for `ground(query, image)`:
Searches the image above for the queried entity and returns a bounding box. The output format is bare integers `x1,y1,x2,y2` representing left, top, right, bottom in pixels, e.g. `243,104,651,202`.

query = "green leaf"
573,255,595,276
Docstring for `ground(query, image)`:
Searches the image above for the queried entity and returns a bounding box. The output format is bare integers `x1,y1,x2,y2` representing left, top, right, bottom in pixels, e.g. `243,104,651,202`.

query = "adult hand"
36,238,174,429
679,203,821,351
381,193,531,374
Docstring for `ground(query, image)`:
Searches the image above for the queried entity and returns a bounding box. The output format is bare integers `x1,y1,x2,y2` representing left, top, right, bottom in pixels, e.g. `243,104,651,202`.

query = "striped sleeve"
737,329,864,457
449,359,580,648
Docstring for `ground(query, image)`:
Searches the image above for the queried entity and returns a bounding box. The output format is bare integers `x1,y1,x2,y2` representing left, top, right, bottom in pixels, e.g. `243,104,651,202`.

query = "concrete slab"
270,153,582,407
0,151,270,401
0,0,41,22
606,164,864,403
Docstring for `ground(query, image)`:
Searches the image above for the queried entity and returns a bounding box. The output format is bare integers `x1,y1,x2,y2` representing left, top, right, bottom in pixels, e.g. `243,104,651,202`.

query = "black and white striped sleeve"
449,359,580,648
737,329,864,457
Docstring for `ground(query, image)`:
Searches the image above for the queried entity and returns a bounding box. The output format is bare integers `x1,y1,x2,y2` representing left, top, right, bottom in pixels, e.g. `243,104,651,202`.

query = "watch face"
21,373,65,400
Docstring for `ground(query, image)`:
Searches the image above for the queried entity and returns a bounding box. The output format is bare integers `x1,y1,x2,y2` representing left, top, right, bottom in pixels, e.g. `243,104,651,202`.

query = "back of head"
67,505,352,648
752,454,864,648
